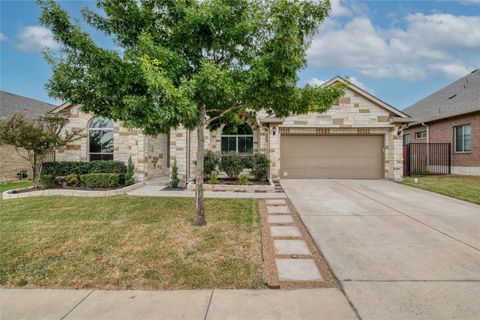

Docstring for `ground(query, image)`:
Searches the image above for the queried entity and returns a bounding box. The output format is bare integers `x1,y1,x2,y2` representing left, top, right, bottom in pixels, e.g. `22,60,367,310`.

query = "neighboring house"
51,77,410,183
403,69,480,175
0,91,57,181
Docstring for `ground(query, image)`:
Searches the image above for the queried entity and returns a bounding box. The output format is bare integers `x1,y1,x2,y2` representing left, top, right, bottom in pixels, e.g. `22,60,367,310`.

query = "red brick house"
403,69,480,175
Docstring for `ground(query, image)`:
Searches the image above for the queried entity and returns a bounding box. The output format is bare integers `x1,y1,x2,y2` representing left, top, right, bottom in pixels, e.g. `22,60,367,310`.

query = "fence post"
448,143,451,174
406,144,410,176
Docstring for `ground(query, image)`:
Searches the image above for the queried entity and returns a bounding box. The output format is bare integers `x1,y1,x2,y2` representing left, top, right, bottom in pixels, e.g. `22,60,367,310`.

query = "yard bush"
42,161,127,176
170,160,180,188
125,156,135,185
40,175,55,189
251,154,270,181
238,173,251,185
79,173,120,188
64,174,79,186
220,153,243,179
204,150,219,177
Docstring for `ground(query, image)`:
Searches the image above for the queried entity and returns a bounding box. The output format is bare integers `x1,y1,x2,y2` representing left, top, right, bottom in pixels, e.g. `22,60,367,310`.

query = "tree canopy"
38,0,345,224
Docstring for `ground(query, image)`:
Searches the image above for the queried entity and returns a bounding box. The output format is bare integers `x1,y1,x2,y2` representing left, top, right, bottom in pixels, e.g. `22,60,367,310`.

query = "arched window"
89,117,114,161
221,122,253,154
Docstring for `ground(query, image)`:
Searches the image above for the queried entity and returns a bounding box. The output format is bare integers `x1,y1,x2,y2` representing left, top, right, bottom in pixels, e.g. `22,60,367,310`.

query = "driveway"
282,179,480,320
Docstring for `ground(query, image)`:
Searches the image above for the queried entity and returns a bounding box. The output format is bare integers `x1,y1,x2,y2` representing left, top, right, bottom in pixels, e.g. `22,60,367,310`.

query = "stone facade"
54,80,407,183
404,111,480,175
55,105,169,181
0,145,31,181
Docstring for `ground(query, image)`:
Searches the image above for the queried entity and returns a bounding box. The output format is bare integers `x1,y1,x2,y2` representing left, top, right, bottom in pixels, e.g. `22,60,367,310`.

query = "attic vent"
448,94,457,100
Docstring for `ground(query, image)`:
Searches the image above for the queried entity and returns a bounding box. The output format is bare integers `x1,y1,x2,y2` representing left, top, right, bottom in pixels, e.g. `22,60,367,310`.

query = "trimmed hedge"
252,154,270,181
80,173,120,188
42,161,127,176
40,175,55,189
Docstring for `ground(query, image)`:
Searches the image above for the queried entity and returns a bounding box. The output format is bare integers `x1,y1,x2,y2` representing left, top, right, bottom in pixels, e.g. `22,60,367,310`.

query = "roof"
404,69,480,124
0,91,57,121
323,76,411,119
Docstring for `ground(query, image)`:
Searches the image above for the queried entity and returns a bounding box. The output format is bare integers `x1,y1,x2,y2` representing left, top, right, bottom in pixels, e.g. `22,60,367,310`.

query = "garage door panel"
281,135,383,179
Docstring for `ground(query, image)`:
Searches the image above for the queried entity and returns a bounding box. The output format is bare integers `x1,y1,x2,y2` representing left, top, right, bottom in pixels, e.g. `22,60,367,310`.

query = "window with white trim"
89,117,114,160
454,124,471,153
221,122,253,154
403,134,411,145
415,130,427,139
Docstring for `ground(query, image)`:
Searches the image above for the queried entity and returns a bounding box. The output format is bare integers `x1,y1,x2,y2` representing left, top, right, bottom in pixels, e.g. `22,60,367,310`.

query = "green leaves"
39,0,344,134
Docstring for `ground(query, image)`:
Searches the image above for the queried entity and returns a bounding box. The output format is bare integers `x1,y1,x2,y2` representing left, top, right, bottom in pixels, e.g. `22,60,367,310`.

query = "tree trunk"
32,152,44,188
194,106,207,226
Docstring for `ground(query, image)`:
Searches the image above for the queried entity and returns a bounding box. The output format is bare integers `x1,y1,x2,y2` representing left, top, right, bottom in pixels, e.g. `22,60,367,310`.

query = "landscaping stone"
265,199,286,205
275,259,324,281
268,215,294,224
274,240,311,255
267,205,290,214
270,226,301,237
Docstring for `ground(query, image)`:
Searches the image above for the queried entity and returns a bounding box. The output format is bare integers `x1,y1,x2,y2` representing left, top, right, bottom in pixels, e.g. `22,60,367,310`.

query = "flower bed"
187,178,275,193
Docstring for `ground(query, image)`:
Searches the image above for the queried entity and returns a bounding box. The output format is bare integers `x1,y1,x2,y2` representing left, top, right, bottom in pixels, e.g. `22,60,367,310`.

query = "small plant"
220,153,243,179
170,160,180,188
64,174,79,186
209,171,219,184
125,156,135,185
238,173,250,185
17,170,28,180
204,150,219,177
40,175,55,189
252,154,270,181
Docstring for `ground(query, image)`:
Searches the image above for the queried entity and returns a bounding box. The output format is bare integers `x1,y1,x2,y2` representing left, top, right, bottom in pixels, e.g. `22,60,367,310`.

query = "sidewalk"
0,288,357,320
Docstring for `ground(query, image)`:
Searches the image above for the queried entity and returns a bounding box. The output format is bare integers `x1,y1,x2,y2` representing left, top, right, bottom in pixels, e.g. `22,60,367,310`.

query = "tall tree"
38,0,345,225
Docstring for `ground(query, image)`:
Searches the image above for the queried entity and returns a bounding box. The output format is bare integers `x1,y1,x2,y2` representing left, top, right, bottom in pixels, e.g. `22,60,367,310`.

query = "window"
89,117,114,160
221,122,253,154
403,134,411,145
415,130,427,139
455,124,471,153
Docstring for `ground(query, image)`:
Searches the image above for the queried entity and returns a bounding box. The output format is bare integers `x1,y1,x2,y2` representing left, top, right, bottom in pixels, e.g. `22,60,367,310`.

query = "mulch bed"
10,185,126,194
259,198,338,289
206,178,270,185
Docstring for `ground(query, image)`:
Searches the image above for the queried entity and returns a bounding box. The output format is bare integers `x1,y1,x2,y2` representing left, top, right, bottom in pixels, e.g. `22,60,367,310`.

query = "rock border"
187,178,275,193
2,182,145,200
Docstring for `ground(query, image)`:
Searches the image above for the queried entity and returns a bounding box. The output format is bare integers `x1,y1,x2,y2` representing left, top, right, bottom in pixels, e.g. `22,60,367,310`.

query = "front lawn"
402,175,480,205
0,195,263,289
0,180,32,198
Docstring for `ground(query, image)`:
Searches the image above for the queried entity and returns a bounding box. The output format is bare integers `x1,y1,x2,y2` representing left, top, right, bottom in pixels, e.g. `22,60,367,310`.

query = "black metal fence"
404,143,451,176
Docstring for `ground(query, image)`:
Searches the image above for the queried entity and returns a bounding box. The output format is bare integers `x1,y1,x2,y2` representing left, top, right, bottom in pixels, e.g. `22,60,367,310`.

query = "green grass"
0,194,263,289
402,175,480,205
0,180,32,197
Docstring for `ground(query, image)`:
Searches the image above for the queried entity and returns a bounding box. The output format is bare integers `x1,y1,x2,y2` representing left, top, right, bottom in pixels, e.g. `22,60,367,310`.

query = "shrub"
17,170,28,180
125,156,135,185
40,175,55,189
220,153,243,179
42,161,127,176
242,154,254,169
252,153,270,181
170,160,180,188
64,174,79,186
204,150,219,177
79,173,119,188
208,171,219,184
238,173,250,185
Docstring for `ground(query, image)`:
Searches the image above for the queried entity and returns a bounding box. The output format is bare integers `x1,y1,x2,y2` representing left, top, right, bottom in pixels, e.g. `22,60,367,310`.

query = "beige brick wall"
0,145,31,181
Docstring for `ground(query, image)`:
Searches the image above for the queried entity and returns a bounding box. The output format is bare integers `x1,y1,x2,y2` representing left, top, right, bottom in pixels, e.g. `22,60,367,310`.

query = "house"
403,69,480,175
0,91,57,181
51,76,410,183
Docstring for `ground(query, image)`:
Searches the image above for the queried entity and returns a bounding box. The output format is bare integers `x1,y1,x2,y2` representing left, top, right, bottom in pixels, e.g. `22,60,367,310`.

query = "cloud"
330,0,351,17
308,13,480,80
16,26,60,52
0,32,6,41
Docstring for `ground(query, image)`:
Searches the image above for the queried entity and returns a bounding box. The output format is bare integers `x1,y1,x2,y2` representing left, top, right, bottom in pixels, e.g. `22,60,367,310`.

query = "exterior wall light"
272,127,276,136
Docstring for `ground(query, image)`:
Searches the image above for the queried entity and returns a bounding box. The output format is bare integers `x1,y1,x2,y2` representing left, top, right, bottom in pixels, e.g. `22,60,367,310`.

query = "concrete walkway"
0,288,357,320
127,186,286,199
282,179,480,320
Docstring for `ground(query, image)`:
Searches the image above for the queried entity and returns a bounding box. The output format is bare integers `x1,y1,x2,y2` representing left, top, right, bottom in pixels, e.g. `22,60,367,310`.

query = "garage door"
280,135,384,179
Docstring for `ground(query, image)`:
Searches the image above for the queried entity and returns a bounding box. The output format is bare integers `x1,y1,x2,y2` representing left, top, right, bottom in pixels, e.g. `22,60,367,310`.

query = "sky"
0,0,479,110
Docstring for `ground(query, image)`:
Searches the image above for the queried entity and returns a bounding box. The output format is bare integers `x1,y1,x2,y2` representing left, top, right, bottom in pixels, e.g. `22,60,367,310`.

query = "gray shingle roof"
404,69,480,123
0,91,56,121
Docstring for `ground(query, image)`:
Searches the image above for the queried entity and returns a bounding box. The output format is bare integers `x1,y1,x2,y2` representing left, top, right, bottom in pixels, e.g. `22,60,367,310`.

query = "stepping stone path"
265,198,324,283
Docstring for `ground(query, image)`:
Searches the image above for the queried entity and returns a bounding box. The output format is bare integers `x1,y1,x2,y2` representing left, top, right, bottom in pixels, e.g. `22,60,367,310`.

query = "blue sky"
1,0,479,110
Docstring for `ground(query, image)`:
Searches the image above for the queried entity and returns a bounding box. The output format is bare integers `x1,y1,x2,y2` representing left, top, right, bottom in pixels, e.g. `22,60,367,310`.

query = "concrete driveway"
282,179,480,320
